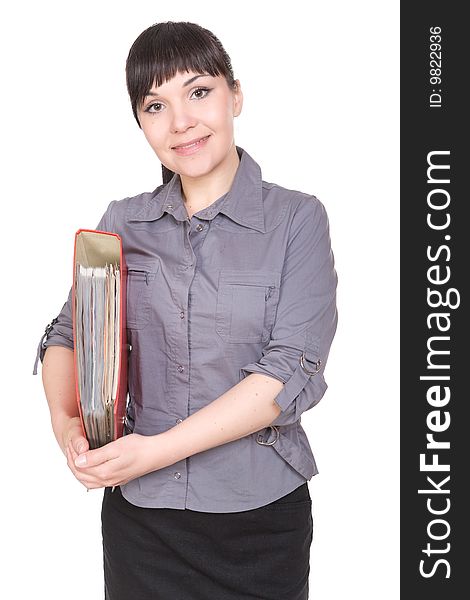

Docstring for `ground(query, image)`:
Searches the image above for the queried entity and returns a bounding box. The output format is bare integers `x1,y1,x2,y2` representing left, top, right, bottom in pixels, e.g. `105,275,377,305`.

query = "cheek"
142,124,164,148
222,113,235,137
204,99,233,126
210,110,234,137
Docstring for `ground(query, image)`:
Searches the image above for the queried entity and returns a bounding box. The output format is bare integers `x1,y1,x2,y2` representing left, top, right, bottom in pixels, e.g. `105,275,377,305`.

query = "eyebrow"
145,74,211,98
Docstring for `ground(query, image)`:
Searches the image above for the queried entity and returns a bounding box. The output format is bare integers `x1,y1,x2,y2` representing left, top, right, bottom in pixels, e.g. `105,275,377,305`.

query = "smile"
172,135,210,156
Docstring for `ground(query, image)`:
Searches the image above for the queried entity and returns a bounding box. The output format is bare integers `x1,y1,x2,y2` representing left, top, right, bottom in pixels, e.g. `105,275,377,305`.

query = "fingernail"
75,455,87,467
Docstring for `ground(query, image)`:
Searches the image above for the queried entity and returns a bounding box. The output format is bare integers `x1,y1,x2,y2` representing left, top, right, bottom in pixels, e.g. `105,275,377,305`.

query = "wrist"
151,427,188,470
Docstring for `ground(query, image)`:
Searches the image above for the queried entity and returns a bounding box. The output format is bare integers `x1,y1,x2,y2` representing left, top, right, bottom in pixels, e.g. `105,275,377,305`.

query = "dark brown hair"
125,21,237,184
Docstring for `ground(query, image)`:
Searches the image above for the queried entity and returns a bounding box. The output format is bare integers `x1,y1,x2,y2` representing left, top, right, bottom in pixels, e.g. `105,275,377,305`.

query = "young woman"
34,21,338,600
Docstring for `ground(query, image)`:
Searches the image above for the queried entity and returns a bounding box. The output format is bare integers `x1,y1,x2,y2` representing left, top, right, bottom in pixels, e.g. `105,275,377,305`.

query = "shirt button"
196,224,204,231
177,365,184,372
176,418,183,424
180,311,185,319
174,472,181,479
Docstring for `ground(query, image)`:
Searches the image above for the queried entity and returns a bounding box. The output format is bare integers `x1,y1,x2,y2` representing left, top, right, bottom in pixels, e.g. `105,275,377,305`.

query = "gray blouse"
33,145,338,512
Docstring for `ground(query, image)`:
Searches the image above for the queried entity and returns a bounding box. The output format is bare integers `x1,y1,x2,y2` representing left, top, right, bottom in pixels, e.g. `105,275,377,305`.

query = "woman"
34,21,338,600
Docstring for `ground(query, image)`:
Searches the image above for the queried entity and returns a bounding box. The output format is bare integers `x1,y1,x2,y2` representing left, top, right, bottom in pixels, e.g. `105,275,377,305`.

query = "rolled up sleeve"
240,196,338,426
32,201,116,375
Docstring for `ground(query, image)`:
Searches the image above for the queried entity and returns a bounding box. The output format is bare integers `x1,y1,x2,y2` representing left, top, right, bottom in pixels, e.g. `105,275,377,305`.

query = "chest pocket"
126,264,158,329
215,270,281,343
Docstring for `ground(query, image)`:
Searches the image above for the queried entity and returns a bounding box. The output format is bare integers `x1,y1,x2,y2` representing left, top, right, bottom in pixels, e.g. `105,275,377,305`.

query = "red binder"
72,229,128,448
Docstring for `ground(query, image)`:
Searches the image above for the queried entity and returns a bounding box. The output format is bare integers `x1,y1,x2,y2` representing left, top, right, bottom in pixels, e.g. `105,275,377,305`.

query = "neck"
180,144,240,216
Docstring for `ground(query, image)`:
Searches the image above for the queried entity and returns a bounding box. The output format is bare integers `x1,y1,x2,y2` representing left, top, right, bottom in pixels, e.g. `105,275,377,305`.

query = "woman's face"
137,70,243,180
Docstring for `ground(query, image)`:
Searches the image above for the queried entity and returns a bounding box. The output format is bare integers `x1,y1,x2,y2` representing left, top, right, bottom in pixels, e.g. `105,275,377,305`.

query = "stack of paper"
75,263,120,448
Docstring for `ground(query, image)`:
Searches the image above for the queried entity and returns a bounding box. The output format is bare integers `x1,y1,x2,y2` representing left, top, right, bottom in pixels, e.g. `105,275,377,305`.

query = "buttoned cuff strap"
32,317,59,375
273,351,322,413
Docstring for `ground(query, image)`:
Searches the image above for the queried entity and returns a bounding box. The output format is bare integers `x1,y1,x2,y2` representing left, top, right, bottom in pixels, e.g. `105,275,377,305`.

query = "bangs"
126,22,234,122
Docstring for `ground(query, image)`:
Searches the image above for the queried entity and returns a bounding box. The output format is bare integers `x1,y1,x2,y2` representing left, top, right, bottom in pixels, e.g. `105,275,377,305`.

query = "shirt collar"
128,145,266,233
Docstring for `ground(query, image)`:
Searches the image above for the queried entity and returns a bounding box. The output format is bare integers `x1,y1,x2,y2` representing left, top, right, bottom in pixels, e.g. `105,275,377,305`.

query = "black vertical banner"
401,3,468,598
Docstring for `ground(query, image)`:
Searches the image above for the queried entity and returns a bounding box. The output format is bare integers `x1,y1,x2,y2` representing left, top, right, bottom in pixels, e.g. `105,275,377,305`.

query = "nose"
169,102,197,134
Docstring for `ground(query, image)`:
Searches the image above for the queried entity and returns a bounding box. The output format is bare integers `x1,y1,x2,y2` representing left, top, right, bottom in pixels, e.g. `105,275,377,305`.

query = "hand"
67,433,163,490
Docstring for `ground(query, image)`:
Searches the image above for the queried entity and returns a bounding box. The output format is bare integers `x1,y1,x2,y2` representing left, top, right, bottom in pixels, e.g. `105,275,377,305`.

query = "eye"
191,87,212,100
145,102,164,114
144,87,212,114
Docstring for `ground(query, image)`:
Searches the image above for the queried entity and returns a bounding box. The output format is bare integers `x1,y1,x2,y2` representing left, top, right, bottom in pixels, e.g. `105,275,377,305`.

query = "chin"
177,157,220,179
180,168,213,180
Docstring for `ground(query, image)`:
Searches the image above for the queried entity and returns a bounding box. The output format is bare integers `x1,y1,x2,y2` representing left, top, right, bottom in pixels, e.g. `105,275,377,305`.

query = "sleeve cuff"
240,346,327,425
32,318,74,375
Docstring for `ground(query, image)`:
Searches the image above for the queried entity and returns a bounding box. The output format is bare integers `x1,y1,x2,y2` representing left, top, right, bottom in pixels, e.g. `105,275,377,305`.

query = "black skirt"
101,483,313,600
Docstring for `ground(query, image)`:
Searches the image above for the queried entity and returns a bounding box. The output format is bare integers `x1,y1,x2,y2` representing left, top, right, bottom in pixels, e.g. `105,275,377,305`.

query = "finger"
62,419,84,451
68,442,79,461
74,445,118,469
66,446,82,477
66,446,96,488
66,445,75,469
72,436,89,455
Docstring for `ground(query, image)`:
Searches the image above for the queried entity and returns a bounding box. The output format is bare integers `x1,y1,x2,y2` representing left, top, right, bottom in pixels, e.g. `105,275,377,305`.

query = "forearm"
157,373,283,465
42,346,81,447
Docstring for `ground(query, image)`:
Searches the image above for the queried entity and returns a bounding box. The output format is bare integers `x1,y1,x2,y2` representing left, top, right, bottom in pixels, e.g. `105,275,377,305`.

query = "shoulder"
103,184,167,226
261,180,327,233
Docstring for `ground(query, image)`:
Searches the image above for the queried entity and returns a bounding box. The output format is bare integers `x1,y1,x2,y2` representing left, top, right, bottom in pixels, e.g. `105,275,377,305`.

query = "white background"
0,1,399,598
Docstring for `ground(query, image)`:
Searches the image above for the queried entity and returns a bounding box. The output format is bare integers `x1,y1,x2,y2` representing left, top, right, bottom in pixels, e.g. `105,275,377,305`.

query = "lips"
172,135,210,149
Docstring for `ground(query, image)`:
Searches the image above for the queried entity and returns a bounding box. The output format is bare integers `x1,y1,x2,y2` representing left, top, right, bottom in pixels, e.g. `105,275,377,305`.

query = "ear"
232,79,243,117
